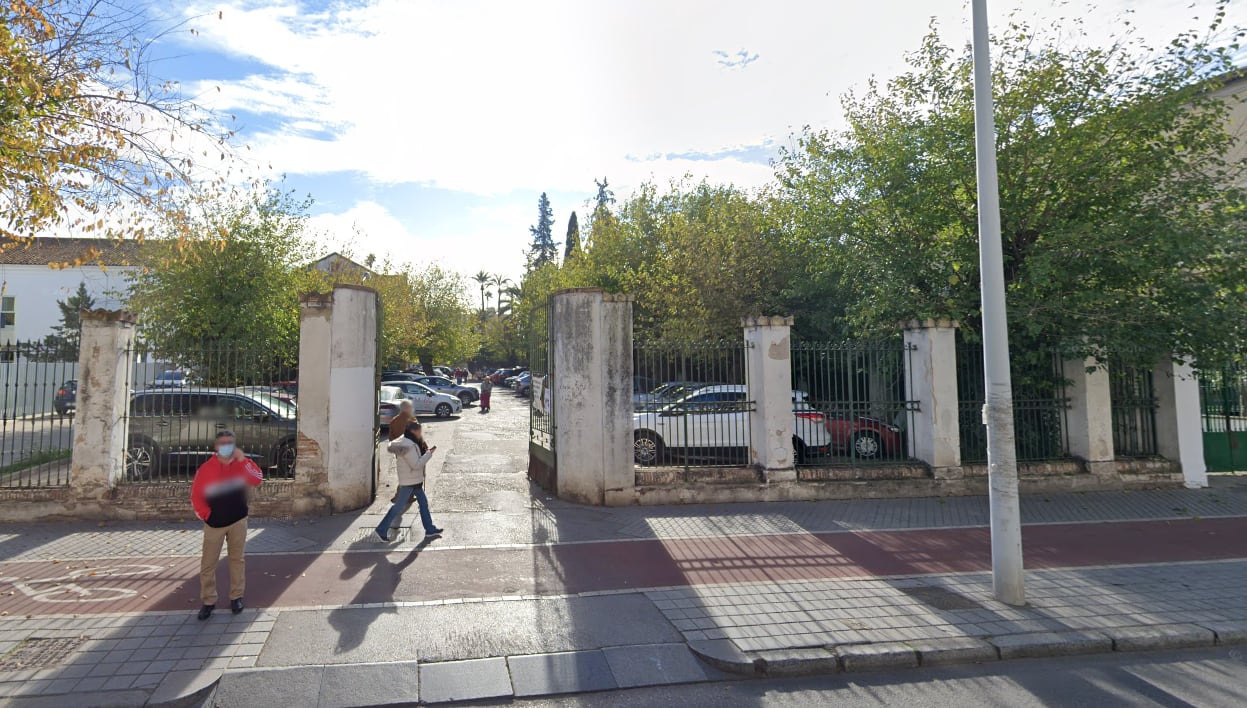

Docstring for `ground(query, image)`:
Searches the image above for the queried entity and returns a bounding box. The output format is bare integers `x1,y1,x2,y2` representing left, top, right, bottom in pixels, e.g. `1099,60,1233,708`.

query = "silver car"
411,375,479,405
380,380,463,417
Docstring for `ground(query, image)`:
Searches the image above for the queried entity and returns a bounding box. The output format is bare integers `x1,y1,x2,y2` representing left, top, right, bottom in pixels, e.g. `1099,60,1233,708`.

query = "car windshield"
157,371,182,381
249,393,296,419
379,386,404,402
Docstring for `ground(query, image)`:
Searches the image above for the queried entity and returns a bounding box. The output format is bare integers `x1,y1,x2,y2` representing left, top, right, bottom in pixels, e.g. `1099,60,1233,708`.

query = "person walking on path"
376,415,443,542
191,430,263,621
480,375,492,413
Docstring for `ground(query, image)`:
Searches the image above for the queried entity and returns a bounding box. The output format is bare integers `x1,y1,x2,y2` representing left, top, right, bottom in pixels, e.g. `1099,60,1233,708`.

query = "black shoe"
197,605,215,621
425,527,443,537
230,598,245,614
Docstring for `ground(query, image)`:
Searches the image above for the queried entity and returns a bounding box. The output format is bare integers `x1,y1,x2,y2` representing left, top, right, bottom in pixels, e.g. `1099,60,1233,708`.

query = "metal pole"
970,0,1025,605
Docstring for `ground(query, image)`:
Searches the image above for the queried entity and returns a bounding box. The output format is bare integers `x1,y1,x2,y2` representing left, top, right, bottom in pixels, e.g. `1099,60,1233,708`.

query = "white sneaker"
374,529,389,543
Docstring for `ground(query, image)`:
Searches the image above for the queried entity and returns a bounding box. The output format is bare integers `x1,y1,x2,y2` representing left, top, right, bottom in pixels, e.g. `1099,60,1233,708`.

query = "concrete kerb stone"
835,642,920,672
1104,623,1217,653
1199,619,1247,645
906,637,1000,667
989,630,1114,660
754,648,840,677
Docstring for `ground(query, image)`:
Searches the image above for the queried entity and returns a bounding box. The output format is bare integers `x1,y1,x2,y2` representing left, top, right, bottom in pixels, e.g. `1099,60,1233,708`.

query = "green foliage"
563,211,580,261
527,192,558,269
777,6,1247,365
126,184,314,376
410,264,477,369
39,282,94,360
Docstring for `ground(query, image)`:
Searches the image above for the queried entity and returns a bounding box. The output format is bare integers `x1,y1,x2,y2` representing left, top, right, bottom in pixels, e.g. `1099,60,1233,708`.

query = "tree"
491,274,512,315
1,0,232,258
471,270,491,315
409,265,477,372
126,183,313,382
527,192,558,269
563,211,580,261
777,5,1247,365
38,281,94,360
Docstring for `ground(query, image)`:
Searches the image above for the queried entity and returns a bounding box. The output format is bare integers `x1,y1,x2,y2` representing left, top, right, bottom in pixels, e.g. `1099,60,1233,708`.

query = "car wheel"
276,441,297,478
124,440,158,481
634,431,664,466
435,403,452,418
458,391,473,406
852,431,882,460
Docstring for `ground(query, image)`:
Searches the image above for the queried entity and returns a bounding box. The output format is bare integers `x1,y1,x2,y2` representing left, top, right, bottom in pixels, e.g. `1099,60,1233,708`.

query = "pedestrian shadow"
328,536,437,654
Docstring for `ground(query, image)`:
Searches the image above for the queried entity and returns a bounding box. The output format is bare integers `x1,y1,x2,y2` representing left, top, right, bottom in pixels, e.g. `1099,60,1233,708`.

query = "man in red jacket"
191,430,263,620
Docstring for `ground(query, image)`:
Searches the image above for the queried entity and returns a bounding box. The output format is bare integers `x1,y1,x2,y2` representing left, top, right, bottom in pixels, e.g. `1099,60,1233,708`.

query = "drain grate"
0,637,87,671
902,586,984,611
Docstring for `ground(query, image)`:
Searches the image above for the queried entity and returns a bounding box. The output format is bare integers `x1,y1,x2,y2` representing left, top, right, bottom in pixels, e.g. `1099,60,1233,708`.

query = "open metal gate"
527,298,556,490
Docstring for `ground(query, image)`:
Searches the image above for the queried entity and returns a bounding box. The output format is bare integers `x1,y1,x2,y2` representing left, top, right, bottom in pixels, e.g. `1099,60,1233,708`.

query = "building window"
0,296,13,330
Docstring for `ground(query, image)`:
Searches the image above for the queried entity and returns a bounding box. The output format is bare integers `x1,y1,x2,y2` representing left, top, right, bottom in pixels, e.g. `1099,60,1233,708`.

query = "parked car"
409,375,479,405
514,372,533,397
54,380,77,416
632,385,833,465
125,388,298,480
379,385,405,429
491,367,527,384
382,371,420,382
380,380,463,417
634,381,714,410
148,370,195,388
234,386,297,407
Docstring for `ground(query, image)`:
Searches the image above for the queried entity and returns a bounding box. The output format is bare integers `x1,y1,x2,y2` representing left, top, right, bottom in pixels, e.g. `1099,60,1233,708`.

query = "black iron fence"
121,343,298,483
1200,363,1247,472
0,342,75,487
790,341,917,466
1109,359,1158,457
957,345,1070,463
632,339,753,471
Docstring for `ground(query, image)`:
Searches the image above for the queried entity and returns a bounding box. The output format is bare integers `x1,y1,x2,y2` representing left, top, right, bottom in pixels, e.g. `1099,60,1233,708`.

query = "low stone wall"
608,459,1185,506
0,479,332,522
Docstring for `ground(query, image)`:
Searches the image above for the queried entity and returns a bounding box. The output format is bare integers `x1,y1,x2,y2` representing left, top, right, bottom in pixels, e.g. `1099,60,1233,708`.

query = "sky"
149,0,1246,287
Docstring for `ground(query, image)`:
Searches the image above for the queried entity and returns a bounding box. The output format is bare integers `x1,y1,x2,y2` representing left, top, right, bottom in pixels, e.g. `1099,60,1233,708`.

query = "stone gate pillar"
1154,357,1207,489
1062,354,1115,477
903,319,961,477
550,288,634,506
71,310,138,497
744,316,796,481
296,285,379,513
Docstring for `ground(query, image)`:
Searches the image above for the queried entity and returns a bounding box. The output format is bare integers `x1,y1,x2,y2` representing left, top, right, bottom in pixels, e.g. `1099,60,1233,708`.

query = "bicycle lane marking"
2,517,1245,616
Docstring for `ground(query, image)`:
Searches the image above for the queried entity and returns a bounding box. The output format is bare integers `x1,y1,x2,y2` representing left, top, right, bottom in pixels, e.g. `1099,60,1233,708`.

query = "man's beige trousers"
200,518,247,605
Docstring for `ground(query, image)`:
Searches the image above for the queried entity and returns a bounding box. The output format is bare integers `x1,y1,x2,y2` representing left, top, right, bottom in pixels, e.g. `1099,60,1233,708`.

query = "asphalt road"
0,415,73,467
504,646,1247,707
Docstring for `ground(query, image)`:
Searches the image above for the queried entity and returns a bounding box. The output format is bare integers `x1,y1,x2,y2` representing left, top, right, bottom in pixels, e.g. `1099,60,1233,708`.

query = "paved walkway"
0,390,1244,705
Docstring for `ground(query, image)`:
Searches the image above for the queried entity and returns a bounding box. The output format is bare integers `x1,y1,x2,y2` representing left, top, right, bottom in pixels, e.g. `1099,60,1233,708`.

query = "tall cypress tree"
563,211,580,260
41,282,94,359
527,192,558,269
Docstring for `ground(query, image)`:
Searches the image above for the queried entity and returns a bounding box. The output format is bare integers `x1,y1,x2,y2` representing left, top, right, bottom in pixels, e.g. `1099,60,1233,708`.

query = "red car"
819,412,904,459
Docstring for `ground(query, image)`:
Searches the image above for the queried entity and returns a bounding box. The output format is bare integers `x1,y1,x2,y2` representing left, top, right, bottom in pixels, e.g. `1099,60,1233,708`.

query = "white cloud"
180,0,1243,197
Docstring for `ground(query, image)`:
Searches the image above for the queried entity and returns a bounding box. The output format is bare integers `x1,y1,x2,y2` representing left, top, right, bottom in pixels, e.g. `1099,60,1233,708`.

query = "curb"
687,620,1247,678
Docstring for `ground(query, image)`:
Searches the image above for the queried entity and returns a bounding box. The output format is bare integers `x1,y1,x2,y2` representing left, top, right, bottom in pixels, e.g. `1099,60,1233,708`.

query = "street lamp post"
970,0,1025,605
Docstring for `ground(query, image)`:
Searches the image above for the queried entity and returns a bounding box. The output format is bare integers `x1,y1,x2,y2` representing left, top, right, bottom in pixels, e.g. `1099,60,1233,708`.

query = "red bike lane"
0,517,1243,617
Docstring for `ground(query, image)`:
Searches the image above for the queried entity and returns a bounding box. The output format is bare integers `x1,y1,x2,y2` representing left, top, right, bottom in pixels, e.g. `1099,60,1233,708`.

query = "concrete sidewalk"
0,391,1244,706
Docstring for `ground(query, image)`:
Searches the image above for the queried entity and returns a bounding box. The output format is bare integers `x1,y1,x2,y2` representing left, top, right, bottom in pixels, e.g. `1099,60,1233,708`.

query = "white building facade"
0,238,139,347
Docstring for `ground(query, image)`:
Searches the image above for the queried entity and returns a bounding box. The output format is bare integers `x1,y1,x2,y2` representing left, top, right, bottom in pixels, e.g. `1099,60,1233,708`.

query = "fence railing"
1200,364,1247,472
0,342,75,487
632,339,753,472
1109,359,1158,458
120,344,299,483
957,345,1070,463
791,341,917,466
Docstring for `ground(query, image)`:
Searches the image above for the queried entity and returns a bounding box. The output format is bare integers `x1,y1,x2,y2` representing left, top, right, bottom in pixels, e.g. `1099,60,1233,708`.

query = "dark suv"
125,388,298,480
54,380,77,416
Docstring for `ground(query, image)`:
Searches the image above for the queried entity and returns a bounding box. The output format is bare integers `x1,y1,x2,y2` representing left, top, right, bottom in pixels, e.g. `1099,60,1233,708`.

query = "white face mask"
217,443,235,459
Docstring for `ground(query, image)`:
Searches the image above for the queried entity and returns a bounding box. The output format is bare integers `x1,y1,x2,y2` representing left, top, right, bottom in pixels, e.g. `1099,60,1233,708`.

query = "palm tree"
472,271,491,315
498,284,521,318
491,274,512,315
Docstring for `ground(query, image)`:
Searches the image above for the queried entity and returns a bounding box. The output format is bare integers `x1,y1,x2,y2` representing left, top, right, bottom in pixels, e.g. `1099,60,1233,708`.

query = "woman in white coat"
375,412,443,542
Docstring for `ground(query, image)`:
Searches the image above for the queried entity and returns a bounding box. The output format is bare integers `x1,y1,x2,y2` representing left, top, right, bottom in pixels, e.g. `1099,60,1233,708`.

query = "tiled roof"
0,238,141,267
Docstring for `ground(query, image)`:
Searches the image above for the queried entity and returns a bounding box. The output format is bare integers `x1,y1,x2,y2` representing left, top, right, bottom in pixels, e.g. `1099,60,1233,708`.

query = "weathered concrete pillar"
1062,354,1115,477
550,288,634,505
902,320,961,477
1154,357,1207,489
71,310,137,497
743,316,796,482
296,285,379,513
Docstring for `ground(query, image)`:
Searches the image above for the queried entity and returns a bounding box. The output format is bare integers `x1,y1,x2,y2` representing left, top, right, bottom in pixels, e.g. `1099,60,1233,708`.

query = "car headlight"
887,425,901,433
